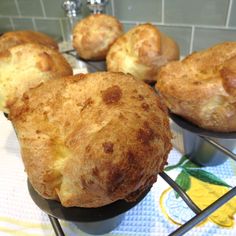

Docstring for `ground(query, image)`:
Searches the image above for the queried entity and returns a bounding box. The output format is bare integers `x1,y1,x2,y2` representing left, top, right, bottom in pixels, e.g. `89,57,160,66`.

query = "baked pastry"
9,72,172,208
106,23,179,83
0,30,58,53
156,42,236,132
73,14,123,60
0,43,72,113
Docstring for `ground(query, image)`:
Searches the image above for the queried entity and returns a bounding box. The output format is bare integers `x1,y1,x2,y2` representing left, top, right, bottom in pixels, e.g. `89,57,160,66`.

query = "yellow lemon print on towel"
161,155,236,228
187,177,236,227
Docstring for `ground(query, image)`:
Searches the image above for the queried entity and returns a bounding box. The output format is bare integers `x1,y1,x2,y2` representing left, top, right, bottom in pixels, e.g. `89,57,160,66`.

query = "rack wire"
45,51,236,236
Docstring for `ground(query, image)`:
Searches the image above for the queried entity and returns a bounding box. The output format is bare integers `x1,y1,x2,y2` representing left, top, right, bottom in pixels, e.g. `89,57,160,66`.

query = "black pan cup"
75,53,107,73
169,112,236,166
3,112,8,119
28,180,150,235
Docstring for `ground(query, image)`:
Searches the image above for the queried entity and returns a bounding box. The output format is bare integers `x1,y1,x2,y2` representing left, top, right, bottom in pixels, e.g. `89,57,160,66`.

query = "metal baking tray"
28,50,236,236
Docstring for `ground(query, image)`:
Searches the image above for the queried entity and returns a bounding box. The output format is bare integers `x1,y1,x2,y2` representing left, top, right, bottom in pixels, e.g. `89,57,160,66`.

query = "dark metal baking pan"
28,180,150,235
169,112,236,139
169,112,236,166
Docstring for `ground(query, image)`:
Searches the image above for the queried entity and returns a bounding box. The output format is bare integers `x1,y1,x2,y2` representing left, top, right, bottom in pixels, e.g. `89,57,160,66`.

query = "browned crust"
221,55,236,97
156,42,236,132
0,30,58,52
9,72,172,208
73,14,123,60
106,23,180,83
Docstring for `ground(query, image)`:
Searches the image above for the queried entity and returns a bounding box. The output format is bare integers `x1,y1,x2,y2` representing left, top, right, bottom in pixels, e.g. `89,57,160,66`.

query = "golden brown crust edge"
155,42,236,132
9,72,172,208
106,23,180,83
0,30,58,53
73,14,123,60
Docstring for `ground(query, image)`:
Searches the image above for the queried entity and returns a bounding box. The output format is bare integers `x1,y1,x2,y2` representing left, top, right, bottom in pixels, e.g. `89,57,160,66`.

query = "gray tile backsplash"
12,17,34,30
114,0,162,22
123,23,137,32
0,0,235,56
0,17,13,33
17,0,44,17
229,0,236,26
155,25,192,56
0,0,18,16
193,27,236,51
34,18,63,41
42,0,65,18
164,0,229,26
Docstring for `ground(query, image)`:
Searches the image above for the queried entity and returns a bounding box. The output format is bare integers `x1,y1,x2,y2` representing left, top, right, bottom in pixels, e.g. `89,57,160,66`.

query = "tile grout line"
0,15,62,20
39,0,47,17
111,0,115,16
161,0,164,24
141,21,236,29
1,16,236,30
189,25,195,53
189,24,236,29
30,18,35,30
14,0,22,16
3,16,234,30
125,20,236,30
9,17,15,30
226,0,233,27
32,18,37,31
120,20,141,24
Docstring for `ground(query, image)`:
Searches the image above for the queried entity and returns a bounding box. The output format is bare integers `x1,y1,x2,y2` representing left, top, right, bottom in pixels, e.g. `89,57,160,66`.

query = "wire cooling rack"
45,51,236,236
46,136,236,236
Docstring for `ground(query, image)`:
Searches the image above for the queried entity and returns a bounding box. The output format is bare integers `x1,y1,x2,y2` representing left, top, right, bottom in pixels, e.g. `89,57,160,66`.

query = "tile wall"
0,0,235,56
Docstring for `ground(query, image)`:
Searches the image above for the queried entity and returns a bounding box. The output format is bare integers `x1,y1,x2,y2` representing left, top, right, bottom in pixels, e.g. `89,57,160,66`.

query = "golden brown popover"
73,14,123,60
0,43,72,113
106,23,179,83
9,72,172,208
156,42,236,132
0,30,58,52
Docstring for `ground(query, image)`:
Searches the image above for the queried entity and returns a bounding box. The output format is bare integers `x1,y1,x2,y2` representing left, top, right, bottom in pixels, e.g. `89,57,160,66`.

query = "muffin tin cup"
73,214,125,235
83,60,106,73
28,180,150,235
169,112,236,166
3,112,8,119
76,55,106,73
182,129,236,166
